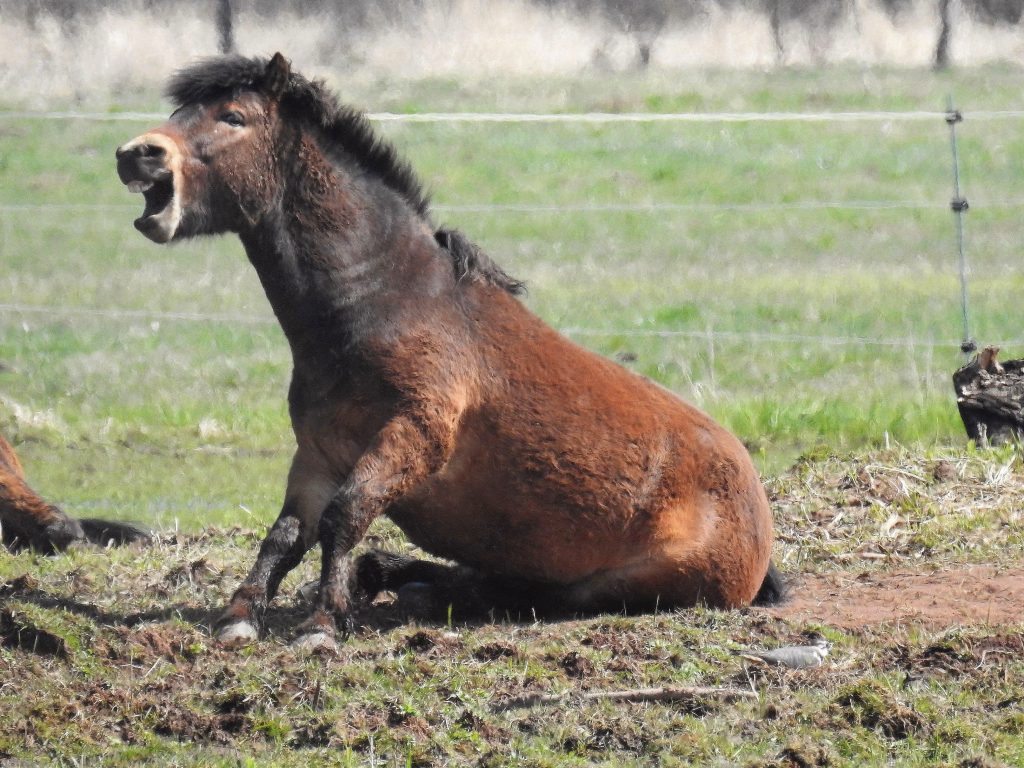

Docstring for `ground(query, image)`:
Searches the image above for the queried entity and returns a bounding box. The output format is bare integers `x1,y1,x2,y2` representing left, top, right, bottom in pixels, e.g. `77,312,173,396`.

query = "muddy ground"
1,446,1022,767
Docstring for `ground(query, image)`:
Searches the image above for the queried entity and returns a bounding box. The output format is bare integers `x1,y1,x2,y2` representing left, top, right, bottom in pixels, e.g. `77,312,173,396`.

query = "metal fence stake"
946,96,975,357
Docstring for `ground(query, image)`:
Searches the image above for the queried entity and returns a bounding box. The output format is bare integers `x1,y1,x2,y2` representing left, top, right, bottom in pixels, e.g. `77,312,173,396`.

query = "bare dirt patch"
764,565,1024,628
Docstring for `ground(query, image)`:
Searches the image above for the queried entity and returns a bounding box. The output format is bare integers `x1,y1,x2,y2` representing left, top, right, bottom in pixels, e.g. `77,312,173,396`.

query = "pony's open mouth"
128,174,179,243
116,133,187,243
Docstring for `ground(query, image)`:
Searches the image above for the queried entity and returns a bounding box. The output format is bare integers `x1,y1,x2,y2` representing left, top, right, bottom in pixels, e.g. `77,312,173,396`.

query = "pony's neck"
238,134,448,356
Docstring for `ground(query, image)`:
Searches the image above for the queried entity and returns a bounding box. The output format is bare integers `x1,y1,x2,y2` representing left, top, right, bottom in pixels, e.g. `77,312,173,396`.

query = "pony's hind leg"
349,549,505,620
343,553,657,623
351,549,458,603
446,559,727,620
347,552,575,622
293,550,459,615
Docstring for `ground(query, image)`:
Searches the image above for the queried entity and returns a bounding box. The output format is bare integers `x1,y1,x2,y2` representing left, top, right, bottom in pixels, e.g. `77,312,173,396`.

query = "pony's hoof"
291,631,338,653
42,516,86,552
295,580,319,604
78,518,152,547
396,581,438,617
217,620,259,647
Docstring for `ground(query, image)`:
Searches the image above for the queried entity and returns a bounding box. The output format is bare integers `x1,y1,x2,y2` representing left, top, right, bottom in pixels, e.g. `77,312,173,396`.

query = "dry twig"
492,685,757,712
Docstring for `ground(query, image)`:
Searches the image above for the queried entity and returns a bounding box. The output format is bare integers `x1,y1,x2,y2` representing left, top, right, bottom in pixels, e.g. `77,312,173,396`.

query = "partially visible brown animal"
0,433,150,553
116,53,782,649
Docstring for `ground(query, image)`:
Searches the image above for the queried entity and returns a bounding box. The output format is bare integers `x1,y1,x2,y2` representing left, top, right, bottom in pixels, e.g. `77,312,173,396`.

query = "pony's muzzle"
116,134,183,243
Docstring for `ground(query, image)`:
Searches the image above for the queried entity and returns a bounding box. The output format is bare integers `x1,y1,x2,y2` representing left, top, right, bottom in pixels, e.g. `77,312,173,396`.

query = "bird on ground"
736,634,831,669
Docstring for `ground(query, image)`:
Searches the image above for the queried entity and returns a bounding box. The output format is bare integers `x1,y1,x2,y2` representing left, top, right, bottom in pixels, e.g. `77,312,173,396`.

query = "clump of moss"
832,680,927,739
998,712,1024,736
777,739,833,767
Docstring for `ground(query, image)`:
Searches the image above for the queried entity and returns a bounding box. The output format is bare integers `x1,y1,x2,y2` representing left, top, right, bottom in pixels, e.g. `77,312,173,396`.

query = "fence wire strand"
0,301,1004,349
6,109,1024,123
6,199,1024,215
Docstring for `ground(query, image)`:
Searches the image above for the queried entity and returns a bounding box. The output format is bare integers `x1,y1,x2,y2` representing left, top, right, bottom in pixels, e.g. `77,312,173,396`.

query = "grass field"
4,65,1024,529
2,60,1024,767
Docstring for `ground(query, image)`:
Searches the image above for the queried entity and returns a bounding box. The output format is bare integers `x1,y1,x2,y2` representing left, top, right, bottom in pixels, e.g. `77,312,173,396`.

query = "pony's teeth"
127,180,153,193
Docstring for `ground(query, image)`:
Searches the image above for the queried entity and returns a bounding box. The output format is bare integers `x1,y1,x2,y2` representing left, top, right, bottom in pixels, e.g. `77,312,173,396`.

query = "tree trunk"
935,0,952,69
217,0,235,54
953,346,1024,446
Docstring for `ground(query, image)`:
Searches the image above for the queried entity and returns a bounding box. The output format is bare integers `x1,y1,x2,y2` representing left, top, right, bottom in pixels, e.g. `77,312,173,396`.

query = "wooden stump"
953,346,1024,445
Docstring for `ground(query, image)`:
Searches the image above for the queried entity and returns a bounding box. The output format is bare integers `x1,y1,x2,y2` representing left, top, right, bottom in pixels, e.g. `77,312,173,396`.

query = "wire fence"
0,200,1012,214
5,199,1024,214
0,107,1018,350
1,301,1016,349
11,107,1013,216
5,109,1024,123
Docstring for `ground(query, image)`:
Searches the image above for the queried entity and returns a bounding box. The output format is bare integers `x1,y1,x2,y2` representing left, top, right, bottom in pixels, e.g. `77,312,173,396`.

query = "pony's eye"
221,111,245,128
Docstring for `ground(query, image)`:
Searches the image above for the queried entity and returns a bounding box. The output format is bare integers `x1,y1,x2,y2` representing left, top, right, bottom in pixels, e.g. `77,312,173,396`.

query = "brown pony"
0,433,150,552
116,53,782,649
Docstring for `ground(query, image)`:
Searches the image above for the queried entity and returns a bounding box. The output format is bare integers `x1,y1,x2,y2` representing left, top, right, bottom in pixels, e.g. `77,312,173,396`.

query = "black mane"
435,228,526,296
166,55,522,295
166,55,429,217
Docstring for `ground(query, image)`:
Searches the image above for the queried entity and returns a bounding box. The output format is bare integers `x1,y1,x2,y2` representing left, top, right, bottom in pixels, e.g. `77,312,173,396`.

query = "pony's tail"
752,561,786,606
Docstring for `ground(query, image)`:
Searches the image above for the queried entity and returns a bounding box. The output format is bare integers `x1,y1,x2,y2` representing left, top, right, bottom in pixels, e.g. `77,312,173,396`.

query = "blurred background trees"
3,0,1023,69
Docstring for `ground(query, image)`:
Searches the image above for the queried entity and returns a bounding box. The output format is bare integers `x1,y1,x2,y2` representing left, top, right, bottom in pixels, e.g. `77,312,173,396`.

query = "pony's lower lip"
133,214,173,243
132,176,178,243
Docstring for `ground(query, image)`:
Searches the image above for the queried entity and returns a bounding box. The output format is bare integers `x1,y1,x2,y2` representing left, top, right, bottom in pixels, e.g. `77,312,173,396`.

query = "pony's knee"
262,515,305,557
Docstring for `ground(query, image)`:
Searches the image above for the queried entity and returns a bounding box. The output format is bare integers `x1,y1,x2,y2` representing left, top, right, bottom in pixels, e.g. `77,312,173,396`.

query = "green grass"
2,65,1024,531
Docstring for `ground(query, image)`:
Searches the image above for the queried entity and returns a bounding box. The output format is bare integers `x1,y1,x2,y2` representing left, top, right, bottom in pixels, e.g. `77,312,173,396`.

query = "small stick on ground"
492,685,757,712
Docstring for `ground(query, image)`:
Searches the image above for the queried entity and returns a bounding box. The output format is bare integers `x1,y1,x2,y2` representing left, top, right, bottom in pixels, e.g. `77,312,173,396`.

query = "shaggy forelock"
165,55,270,107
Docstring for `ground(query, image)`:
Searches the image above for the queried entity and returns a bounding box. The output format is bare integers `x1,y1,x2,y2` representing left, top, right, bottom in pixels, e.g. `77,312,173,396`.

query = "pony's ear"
261,53,291,99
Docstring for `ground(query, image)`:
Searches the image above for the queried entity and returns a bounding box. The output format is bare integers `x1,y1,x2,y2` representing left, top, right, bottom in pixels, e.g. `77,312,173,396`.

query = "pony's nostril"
116,141,165,161
139,143,166,160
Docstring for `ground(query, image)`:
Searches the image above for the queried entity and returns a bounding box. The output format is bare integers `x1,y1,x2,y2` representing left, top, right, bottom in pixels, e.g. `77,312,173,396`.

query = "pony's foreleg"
216,460,335,646
294,414,454,649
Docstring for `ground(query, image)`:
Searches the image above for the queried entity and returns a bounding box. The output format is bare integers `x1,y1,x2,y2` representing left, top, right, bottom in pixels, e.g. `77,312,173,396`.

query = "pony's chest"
289,371,394,472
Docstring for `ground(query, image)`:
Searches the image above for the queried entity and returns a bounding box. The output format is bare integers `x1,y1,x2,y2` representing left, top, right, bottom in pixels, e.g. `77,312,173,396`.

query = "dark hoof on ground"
295,580,319,604
78,518,152,547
